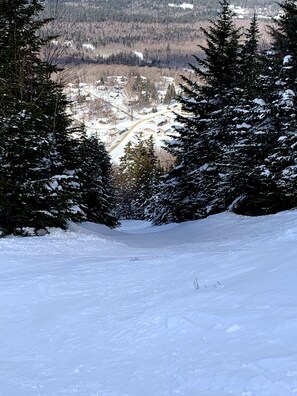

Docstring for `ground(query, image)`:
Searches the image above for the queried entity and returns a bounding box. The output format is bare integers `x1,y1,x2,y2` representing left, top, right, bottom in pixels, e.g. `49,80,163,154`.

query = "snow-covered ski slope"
1,211,297,395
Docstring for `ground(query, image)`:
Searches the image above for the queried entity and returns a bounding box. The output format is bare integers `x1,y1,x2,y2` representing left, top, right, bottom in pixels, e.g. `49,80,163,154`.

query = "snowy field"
1,211,297,395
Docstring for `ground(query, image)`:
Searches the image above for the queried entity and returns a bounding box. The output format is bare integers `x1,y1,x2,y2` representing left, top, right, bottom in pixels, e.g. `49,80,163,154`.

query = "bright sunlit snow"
1,211,297,395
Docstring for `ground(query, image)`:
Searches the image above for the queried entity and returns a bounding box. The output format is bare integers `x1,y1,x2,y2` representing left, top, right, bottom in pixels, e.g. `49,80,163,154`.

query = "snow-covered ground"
1,211,297,395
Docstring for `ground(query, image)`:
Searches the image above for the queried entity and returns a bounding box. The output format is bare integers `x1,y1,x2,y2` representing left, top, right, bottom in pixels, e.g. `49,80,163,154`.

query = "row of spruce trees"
151,0,297,224
0,0,118,236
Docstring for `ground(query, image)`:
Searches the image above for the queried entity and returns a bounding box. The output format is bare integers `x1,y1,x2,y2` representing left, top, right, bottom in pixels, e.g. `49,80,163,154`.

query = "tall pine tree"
263,0,297,212
154,0,242,224
77,133,119,227
225,13,272,214
0,0,85,235
235,0,297,215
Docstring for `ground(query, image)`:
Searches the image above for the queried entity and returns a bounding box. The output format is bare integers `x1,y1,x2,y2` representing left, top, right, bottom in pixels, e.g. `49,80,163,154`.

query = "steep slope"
1,210,297,395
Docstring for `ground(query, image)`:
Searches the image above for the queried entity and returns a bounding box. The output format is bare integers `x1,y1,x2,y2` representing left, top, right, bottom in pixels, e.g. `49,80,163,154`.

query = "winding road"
108,107,178,161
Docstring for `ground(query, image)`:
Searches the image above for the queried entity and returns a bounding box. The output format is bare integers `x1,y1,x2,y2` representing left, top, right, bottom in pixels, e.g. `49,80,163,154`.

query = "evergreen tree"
154,0,242,224
233,0,297,215
163,83,176,105
77,133,119,227
225,13,270,213
131,75,158,107
238,14,262,97
0,0,85,235
116,135,162,219
228,1,297,215
115,141,136,219
263,0,297,212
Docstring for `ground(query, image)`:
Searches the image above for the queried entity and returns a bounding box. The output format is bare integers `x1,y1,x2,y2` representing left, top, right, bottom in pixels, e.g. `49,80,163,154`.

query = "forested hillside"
45,0,278,23
43,0,277,67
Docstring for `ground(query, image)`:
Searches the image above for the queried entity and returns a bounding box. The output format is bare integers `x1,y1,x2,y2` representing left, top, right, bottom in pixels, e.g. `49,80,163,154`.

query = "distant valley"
43,0,280,158
43,0,277,68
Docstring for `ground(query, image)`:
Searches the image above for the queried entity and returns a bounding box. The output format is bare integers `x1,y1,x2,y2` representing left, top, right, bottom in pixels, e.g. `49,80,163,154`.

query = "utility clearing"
1,211,297,395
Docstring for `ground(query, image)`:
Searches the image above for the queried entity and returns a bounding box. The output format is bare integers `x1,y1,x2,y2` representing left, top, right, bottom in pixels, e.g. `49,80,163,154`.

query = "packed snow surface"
1,211,297,395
